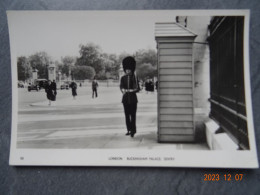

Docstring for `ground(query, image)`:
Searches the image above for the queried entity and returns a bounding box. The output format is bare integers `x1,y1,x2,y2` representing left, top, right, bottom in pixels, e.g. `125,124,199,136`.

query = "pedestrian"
92,76,98,98
149,78,155,92
51,80,57,99
139,80,143,91
145,78,154,93
145,78,150,94
120,56,140,137
45,80,57,106
70,80,77,100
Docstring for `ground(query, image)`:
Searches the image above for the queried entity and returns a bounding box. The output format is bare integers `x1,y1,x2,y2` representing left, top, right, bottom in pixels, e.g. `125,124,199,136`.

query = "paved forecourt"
17,86,209,150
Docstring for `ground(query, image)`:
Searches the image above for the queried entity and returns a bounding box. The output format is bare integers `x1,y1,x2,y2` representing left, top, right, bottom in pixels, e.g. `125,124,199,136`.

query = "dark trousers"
123,103,137,133
92,88,98,98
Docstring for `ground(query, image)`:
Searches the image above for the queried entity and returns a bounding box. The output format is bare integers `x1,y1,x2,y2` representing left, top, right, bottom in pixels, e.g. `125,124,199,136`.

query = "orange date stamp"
204,174,243,181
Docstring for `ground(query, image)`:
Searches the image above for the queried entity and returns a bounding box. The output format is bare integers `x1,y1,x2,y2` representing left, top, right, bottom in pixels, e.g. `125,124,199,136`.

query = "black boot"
130,131,136,138
125,131,130,136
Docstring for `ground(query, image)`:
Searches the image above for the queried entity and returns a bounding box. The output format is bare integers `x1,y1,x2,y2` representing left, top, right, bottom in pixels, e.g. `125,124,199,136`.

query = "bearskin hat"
122,56,136,72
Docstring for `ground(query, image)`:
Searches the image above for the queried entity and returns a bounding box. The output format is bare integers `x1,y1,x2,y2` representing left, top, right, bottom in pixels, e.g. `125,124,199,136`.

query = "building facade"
155,16,248,150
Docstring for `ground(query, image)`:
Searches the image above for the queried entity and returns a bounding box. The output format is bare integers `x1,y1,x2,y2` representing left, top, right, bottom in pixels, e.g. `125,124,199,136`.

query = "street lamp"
47,62,56,81
46,63,49,80
32,68,38,84
58,71,61,87
105,72,111,87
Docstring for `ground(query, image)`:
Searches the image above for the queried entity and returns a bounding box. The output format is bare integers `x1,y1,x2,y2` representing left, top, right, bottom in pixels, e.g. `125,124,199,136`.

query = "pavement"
17,87,209,150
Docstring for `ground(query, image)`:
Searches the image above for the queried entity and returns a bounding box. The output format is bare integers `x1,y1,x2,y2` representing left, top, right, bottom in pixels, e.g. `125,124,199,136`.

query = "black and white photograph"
8,10,258,167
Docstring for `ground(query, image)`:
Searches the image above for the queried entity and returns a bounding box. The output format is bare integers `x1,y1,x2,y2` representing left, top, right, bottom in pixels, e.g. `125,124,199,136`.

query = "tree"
136,63,157,81
99,54,115,79
71,66,95,80
99,53,121,79
108,54,120,79
135,49,158,80
60,56,76,77
29,52,52,79
76,43,105,75
135,49,157,68
17,56,32,81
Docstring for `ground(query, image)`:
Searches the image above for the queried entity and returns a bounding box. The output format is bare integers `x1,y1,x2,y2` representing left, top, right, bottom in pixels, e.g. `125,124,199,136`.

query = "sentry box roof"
155,22,197,38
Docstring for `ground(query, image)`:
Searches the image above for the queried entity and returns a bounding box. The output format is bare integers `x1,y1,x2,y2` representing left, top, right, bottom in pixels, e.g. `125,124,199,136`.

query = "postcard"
7,10,258,168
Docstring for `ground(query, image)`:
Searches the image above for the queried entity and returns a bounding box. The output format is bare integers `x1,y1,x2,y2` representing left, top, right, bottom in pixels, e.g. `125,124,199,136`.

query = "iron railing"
208,16,249,149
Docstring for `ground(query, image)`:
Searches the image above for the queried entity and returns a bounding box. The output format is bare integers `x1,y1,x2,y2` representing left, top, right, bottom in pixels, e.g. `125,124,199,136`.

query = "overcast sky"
8,10,179,61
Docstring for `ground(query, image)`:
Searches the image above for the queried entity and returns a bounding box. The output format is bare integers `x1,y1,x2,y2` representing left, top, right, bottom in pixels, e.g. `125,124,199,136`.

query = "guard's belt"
125,89,135,92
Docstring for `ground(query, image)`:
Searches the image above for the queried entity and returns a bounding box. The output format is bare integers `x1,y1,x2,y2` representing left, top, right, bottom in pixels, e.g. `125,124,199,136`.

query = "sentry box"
155,22,197,142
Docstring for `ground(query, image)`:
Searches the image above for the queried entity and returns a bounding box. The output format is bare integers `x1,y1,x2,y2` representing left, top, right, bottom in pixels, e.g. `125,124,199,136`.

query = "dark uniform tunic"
120,74,140,134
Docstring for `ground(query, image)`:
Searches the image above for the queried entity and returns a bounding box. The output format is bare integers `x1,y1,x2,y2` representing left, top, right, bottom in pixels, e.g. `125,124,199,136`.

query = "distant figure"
145,78,149,93
145,78,154,93
70,80,77,100
45,80,57,106
155,80,158,91
120,56,140,138
150,79,155,92
138,80,143,91
92,76,99,98
52,80,57,100
52,80,57,95
79,82,82,87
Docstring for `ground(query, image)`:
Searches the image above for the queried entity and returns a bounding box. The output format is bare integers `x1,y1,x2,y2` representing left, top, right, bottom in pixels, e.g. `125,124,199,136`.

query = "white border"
8,10,258,168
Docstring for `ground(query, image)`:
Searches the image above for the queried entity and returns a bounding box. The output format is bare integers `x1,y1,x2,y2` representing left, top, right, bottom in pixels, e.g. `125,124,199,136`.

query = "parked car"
28,79,48,92
18,81,24,88
60,81,70,90
28,83,39,91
